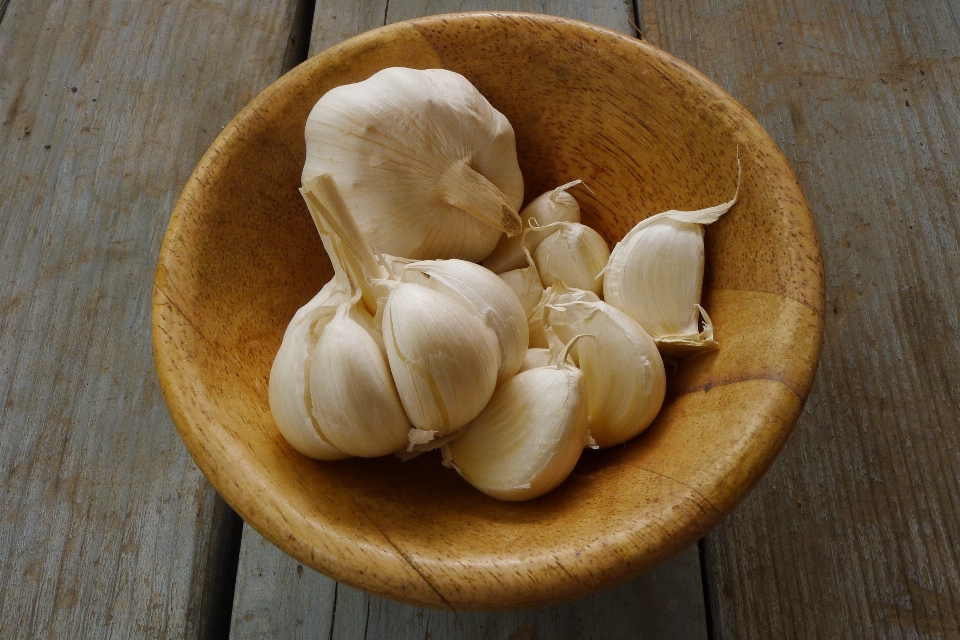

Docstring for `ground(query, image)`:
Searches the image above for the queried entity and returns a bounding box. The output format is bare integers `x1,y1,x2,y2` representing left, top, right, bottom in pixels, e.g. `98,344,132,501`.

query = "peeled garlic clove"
442,339,590,501
534,222,610,296
482,181,582,274
603,195,736,356
528,282,600,348
383,283,500,436
401,259,527,382
545,300,665,447
268,280,351,460
303,67,524,261
309,299,411,457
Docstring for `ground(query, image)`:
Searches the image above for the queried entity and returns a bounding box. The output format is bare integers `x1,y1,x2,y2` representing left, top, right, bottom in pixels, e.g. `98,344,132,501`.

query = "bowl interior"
153,13,824,611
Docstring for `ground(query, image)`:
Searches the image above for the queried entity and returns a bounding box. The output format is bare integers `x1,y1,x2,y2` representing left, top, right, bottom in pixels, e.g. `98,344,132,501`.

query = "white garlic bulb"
545,300,665,447
603,195,736,356
303,67,524,261
401,259,528,382
382,282,500,437
309,295,411,457
482,181,582,274
533,222,610,296
268,279,351,460
442,337,590,501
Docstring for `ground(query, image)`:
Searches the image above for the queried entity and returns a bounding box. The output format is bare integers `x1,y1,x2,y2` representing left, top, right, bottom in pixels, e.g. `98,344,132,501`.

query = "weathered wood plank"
232,2,710,636
639,0,960,636
233,527,707,639
0,0,300,636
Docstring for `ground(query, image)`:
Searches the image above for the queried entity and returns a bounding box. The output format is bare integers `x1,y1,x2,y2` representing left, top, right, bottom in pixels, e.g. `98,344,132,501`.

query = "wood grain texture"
157,11,821,611
232,526,707,640
639,0,960,636
0,0,298,636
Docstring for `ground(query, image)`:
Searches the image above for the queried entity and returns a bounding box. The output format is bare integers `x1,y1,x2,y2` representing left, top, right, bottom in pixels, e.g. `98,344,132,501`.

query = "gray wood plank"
638,0,960,637
233,2,710,637
233,526,707,640
0,0,300,637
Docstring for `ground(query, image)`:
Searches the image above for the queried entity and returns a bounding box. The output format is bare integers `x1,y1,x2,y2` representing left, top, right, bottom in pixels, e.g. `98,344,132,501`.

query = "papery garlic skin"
303,67,524,261
499,262,544,317
268,279,351,460
603,196,735,355
545,300,665,447
528,283,600,348
309,298,411,457
482,182,582,274
401,259,528,382
534,222,610,296
383,283,500,435
443,356,589,501
518,347,553,372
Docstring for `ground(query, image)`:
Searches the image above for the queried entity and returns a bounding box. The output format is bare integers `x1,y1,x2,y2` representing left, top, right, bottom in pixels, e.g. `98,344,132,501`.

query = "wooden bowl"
153,12,824,611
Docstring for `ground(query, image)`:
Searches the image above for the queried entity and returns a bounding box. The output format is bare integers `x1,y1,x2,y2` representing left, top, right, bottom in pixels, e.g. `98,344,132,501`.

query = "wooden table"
2,0,958,637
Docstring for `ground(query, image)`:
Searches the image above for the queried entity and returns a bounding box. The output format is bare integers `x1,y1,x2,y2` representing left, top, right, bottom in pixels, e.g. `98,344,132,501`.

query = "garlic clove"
442,337,590,501
302,67,524,261
402,259,528,382
498,244,545,317
482,181,582,274
533,222,610,296
602,197,735,355
383,282,500,436
309,297,411,457
528,282,600,348
518,347,553,372
545,300,665,447
268,279,351,460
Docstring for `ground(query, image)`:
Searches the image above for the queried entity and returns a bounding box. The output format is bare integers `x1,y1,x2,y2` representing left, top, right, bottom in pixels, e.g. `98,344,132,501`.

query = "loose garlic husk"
533,222,610,296
401,259,528,382
528,281,600,348
269,279,352,460
602,195,737,356
309,293,411,457
383,282,500,439
442,336,591,501
482,181,583,274
544,300,665,447
303,67,524,261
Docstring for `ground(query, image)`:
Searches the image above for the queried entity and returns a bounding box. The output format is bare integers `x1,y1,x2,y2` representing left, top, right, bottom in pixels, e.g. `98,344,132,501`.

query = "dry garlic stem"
442,336,591,501
482,181,583,273
534,221,610,296
603,189,738,357
303,67,524,261
545,300,665,446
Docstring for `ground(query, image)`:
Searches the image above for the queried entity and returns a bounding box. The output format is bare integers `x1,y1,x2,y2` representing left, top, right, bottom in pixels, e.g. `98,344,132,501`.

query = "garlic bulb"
518,347,553,372
545,300,665,447
603,195,736,356
528,282,600,348
401,259,528,382
533,222,610,296
309,294,411,457
268,279,351,460
442,337,590,501
498,245,544,316
482,181,583,274
303,67,524,261
383,282,500,437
